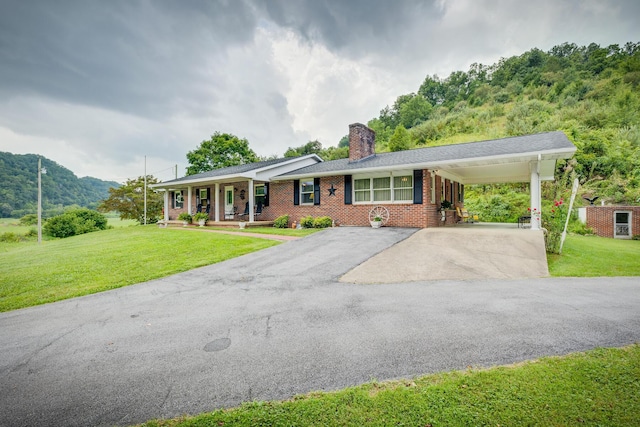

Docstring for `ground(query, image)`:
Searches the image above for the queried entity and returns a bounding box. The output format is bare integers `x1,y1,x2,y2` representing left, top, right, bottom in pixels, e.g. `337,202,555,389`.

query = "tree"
284,140,323,157
186,132,258,175
98,176,163,224
388,125,412,152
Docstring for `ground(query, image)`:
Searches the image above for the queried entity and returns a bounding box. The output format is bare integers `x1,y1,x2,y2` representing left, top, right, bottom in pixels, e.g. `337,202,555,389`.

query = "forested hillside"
0,152,119,218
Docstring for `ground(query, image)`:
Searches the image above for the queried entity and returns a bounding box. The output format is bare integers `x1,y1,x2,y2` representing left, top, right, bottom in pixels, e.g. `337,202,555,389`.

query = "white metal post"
530,160,541,231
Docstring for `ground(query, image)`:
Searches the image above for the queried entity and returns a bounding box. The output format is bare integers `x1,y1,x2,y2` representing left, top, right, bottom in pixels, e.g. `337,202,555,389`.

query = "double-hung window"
301,180,314,204
353,173,413,203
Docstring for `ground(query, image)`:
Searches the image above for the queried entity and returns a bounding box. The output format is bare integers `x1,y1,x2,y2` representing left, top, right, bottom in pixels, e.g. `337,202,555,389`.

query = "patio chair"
237,202,249,218
255,201,263,216
456,206,471,223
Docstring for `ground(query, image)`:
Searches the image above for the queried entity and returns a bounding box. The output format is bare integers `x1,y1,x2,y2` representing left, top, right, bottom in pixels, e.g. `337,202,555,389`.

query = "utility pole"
37,157,46,244
144,156,147,225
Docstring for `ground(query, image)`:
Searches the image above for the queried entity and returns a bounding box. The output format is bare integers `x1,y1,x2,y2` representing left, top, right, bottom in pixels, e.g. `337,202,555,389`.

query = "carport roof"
273,131,576,184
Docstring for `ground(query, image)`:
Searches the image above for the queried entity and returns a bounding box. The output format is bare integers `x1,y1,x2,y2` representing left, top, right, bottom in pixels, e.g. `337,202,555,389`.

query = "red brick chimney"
348,123,376,162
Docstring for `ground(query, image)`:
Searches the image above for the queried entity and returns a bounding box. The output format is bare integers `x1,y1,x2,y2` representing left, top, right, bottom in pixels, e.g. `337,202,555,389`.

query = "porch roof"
273,131,576,185
150,154,322,190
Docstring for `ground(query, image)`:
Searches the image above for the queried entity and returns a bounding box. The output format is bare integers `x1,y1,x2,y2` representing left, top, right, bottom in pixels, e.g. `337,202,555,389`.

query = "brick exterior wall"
348,123,376,162
262,170,447,228
165,171,468,229
585,206,640,238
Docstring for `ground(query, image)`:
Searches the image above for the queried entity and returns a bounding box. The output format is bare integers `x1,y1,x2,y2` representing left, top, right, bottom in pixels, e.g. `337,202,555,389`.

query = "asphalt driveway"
1,227,639,427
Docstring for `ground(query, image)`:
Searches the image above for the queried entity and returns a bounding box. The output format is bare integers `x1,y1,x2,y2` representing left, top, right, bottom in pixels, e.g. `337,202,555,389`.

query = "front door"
224,186,234,219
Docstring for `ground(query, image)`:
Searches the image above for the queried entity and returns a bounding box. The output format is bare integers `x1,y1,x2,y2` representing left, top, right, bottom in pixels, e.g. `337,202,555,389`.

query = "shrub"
0,232,23,243
300,216,315,228
313,216,333,228
273,214,289,228
43,209,108,238
19,214,38,226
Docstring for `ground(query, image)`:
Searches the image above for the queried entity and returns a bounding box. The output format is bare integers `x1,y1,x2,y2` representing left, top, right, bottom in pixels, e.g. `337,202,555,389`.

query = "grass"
548,234,640,276
0,217,33,235
0,226,279,312
138,344,640,427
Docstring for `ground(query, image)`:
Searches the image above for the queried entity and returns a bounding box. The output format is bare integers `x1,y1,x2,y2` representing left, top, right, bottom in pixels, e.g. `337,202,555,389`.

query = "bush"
300,216,315,228
0,232,23,243
273,214,289,228
44,209,108,238
19,214,38,226
313,216,333,228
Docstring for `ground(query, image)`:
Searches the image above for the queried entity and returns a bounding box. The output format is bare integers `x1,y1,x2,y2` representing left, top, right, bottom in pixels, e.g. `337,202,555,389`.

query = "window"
174,191,183,209
354,178,371,202
373,177,391,201
393,175,413,201
301,180,314,204
255,184,266,206
353,174,413,203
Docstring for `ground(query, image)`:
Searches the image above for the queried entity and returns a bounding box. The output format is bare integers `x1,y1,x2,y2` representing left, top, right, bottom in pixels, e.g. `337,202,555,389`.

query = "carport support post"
530,160,541,231
214,183,220,222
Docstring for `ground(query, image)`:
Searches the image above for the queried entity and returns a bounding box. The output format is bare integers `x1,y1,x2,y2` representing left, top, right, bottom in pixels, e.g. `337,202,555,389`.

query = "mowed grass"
0,226,279,312
548,234,640,276
139,345,640,427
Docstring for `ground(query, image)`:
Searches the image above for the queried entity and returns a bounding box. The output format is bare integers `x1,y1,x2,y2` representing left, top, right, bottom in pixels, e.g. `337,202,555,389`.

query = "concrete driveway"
1,227,639,427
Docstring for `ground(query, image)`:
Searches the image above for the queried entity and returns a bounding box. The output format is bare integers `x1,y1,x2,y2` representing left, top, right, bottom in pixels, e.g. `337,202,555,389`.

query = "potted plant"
178,212,192,227
193,212,209,227
370,216,382,228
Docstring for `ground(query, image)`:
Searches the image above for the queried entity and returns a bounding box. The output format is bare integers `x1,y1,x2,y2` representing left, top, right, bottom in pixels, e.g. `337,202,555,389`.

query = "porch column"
163,190,169,222
187,186,192,214
530,159,541,231
214,183,220,222
248,179,255,222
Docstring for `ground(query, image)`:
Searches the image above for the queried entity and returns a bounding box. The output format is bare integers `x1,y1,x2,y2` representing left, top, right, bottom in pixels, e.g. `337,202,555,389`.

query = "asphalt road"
1,227,639,427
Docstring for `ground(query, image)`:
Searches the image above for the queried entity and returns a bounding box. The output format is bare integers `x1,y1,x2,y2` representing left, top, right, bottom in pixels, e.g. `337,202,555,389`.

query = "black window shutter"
293,180,300,205
460,184,464,203
344,175,352,205
313,178,320,205
413,170,423,204
264,183,270,206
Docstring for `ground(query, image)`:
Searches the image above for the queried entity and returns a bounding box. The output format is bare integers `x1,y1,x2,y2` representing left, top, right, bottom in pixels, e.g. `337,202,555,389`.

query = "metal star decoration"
328,184,336,196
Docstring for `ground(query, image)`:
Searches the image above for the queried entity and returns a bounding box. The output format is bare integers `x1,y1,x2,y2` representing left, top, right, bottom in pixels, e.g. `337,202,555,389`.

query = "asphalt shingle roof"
160,157,300,185
276,131,575,177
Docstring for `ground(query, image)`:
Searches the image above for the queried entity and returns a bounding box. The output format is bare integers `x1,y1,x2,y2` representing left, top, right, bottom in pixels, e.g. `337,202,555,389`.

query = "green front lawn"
0,226,279,312
139,345,640,427
549,234,640,276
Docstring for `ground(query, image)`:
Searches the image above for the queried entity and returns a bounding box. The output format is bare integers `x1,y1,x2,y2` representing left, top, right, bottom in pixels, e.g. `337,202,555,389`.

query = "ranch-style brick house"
151,123,576,229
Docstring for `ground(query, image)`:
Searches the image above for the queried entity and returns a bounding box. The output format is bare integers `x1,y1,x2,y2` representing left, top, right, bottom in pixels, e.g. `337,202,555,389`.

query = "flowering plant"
543,199,567,254
527,207,541,222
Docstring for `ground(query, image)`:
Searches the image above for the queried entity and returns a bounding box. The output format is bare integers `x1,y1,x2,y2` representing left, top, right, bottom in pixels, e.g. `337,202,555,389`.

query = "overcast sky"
1,0,638,183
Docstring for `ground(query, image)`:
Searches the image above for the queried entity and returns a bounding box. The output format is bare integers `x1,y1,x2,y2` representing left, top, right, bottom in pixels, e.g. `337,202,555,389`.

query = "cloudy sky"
1,0,639,183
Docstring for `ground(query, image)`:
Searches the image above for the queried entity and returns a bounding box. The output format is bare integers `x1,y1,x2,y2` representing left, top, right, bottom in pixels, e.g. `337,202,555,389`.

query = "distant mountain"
0,152,119,218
